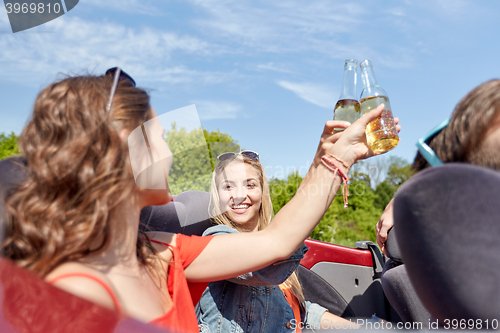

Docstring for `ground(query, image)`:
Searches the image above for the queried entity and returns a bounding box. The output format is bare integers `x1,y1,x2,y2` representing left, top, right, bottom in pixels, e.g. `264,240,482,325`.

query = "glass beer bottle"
359,60,399,154
333,59,360,130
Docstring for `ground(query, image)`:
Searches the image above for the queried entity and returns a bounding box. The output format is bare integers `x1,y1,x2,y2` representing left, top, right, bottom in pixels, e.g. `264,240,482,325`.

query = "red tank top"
49,234,214,333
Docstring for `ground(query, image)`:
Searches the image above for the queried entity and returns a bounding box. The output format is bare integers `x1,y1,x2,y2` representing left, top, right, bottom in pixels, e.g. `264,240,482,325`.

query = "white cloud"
386,8,406,17
191,100,244,120
0,16,230,87
256,62,294,74
189,0,365,56
84,0,163,15
185,0,431,72
277,81,336,109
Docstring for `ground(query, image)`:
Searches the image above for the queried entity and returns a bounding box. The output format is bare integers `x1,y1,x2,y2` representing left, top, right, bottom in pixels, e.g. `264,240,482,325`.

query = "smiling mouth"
231,203,251,213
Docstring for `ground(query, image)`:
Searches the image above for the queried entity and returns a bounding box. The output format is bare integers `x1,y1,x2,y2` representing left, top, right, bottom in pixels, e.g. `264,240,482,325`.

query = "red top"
279,284,302,333
48,272,123,313
149,234,214,332
48,234,214,333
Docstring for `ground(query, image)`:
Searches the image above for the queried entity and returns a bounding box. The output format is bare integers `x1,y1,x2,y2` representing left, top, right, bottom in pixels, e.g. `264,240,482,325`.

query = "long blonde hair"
209,155,306,308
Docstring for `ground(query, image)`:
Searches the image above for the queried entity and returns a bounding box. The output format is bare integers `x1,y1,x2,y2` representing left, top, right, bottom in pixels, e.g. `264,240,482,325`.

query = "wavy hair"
2,74,156,276
209,155,306,308
413,79,500,172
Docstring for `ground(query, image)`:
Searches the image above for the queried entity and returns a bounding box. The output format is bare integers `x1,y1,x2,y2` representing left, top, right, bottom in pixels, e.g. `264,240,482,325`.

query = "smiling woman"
211,153,265,232
197,153,356,332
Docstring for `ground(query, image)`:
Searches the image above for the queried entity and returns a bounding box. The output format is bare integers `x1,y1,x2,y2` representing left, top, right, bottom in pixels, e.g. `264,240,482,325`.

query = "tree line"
0,128,412,248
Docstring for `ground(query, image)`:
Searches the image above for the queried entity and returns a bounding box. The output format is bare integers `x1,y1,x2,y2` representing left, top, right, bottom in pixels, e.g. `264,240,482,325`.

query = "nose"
231,185,248,205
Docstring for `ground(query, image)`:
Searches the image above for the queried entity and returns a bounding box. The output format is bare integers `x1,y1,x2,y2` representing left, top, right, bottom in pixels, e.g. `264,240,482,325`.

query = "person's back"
377,79,500,324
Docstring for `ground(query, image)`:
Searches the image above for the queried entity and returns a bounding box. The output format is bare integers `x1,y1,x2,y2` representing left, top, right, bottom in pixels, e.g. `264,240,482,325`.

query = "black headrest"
139,191,213,236
0,156,28,226
394,163,500,321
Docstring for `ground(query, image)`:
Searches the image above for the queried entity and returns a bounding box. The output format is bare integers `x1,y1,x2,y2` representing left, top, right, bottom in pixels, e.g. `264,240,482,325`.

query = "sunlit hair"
209,155,306,308
413,79,500,172
2,74,157,276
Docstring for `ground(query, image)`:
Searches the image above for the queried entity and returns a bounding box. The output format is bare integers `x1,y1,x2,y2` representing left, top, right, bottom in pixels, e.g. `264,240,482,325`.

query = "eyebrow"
220,178,259,184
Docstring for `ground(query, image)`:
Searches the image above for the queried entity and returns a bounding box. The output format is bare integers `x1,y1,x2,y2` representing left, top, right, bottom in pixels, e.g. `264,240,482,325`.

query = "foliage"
349,162,371,188
268,171,302,216
321,180,383,247
385,156,413,190
203,129,240,171
0,132,20,160
269,156,413,248
269,173,383,248
373,181,396,210
165,124,239,195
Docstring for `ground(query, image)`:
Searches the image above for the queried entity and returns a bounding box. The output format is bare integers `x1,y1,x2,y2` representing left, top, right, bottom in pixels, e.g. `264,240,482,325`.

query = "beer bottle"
333,60,360,130
359,60,399,154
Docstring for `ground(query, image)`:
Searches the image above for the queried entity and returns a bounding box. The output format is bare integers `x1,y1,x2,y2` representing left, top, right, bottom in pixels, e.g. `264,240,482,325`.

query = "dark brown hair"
2,74,155,276
413,79,500,172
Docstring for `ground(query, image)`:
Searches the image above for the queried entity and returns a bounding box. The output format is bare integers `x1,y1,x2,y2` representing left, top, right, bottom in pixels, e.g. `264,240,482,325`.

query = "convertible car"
0,156,498,332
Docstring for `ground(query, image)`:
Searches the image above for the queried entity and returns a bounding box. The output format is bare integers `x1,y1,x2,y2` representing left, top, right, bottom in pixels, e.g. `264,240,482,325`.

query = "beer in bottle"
359,60,399,154
333,59,360,130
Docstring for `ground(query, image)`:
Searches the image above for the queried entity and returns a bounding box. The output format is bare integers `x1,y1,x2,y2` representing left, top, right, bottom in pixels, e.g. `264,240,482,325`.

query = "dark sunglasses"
415,118,449,167
217,150,259,163
105,67,136,112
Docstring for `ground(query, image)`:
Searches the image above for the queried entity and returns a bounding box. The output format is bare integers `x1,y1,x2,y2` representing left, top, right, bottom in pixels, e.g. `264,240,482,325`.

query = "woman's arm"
203,225,306,286
185,105,390,282
317,311,359,329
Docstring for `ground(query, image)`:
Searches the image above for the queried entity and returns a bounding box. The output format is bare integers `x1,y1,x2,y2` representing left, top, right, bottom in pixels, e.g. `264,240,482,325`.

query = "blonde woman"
196,152,356,332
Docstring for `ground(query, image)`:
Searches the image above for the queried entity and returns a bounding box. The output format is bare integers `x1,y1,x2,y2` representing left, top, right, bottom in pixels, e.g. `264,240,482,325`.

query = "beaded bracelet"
321,155,350,208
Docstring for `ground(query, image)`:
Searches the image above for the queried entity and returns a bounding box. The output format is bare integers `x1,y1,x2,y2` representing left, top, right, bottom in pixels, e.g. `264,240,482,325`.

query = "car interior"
1,156,497,331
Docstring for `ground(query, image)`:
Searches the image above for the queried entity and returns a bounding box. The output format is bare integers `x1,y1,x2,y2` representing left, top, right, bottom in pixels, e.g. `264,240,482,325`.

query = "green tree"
268,171,302,216
373,180,396,210
203,129,240,171
269,172,383,248
166,125,239,194
0,132,20,160
350,161,372,188
325,180,382,247
385,156,413,190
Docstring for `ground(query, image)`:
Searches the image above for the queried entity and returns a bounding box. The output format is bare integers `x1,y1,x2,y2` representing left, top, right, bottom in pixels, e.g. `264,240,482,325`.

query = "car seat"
381,226,431,326
139,190,213,236
393,163,500,322
0,156,27,228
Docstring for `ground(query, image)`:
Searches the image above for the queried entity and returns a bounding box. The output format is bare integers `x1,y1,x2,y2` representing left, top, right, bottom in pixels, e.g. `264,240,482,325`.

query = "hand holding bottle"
315,104,396,170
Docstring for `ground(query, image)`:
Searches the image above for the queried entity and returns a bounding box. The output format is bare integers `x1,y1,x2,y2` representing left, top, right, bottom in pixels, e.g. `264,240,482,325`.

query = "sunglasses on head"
216,151,259,163
415,119,450,167
105,67,136,112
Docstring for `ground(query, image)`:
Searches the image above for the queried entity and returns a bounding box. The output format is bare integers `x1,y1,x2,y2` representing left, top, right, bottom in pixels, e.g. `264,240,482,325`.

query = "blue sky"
1,0,500,179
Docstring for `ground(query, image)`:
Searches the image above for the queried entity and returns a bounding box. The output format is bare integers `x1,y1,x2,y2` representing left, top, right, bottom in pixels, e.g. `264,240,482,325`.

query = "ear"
119,128,130,143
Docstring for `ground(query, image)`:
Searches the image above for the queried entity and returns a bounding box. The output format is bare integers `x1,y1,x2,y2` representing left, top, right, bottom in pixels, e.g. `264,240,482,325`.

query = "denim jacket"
196,225,327,333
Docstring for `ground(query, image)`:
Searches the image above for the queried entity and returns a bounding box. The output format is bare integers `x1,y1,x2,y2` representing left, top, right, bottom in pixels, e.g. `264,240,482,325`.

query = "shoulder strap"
48,272,122,313
149,238,172,248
